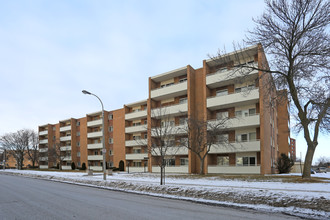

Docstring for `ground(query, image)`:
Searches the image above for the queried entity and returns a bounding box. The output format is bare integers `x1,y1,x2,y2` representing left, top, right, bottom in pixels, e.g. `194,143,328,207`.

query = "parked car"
311,169,316,174
316,167,327,173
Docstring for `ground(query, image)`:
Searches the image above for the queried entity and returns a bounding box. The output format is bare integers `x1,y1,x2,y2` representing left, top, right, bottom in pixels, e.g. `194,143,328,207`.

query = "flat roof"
151,66,187,82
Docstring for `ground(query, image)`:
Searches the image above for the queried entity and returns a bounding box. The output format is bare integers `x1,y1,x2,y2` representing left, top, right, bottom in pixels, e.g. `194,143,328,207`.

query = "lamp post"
82,90,106,180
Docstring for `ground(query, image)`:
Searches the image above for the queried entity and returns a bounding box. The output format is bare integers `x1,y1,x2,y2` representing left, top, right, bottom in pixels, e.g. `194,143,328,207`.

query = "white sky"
0,0,328,163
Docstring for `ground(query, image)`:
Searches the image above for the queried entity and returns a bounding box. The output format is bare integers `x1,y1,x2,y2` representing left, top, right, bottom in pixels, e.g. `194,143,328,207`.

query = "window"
179,78,187,83
133,162,142,167
216,89,228,96
133,148,141,153
164,159,175,167
77,152,80,157
76,121,80,126
161,121,174,127
180,137,188,145
109,150,112,155
94,139,99,144
109,138,113,144
216,134,228,143
133,122,141,126
144,134,147,139
76,132,80,136
179,98,187,104
179,117,188,125
216,111,228,119
180,158,189,165
77,141,80,146
249,132,256,141
133,136,141,140
236,156,256,166
235,110,242,117
217,156,229,166
77,162,81,167
249,108,256,115
108,114,113,120
108,126,113,132
94,151,98,155
144,120,147,125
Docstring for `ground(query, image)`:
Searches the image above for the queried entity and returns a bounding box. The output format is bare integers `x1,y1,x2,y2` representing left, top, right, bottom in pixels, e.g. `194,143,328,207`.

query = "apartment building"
39,44,289,174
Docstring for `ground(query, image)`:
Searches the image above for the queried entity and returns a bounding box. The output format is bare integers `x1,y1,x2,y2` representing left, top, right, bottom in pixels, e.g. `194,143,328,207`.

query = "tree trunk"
160,165,163,185
302,142,316,179
199,156,205,175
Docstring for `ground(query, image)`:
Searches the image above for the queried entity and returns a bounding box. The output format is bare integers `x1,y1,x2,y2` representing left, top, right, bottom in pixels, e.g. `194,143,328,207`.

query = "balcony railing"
125,139,148,147
208,114,260,129
60,146,71,151
207,88,259,110
152,166,188,173
151,103,188,118
87,131,102,138
89,166,103,171
209,140,260,154
125,166,145,173
87,155,103,160
125,125,147,134
151,81,187,100
125,110,147,121
87,119,102,127
207,165,260,174
62,156,72,161
60,136,71,142
151,147,188,156
87,143,103,149
60,125,71,132
61,165,72,170
39,165,48,169
125,153,148,160
39,156,48,161
206,67,258,88
39,139,48,144
39,148,48,153
39,130,48,136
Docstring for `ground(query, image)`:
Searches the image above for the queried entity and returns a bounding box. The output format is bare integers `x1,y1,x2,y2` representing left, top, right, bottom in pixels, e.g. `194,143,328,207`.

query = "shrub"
276,153,294,174
81,162,86,170
71,162,76,170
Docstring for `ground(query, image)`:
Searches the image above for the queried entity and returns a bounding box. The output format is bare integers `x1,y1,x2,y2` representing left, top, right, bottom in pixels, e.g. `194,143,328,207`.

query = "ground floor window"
217,156,229,166
133,161,141,167
180,158,188,166
236,156,256,166
164,159,175,167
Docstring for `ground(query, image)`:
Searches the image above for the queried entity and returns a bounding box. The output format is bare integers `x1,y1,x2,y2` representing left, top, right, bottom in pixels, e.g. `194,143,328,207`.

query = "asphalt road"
0,174,302,220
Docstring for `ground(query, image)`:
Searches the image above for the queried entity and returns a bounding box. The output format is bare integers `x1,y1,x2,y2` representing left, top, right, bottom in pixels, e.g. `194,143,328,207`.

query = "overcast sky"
0,0,328,163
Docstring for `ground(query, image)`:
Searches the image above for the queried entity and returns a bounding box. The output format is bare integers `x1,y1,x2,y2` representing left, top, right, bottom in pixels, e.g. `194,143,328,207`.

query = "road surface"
0,174,301,220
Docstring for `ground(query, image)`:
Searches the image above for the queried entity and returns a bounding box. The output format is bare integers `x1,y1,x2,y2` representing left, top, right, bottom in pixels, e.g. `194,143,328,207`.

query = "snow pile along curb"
1,170,329,220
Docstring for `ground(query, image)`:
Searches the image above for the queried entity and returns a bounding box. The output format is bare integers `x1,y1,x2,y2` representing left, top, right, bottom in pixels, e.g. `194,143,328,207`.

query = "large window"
216,111,228,119
164,159,175,167
236,132,256,142
217,156,229,166
216,89,228,97
180,158,189,166
236,156,256,166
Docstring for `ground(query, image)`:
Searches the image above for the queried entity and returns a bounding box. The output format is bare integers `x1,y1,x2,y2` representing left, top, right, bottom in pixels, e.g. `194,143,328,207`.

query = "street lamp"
82,90,106,180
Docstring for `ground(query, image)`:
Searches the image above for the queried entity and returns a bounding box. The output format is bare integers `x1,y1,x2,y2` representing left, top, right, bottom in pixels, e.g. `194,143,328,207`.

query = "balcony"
151,147,188,156
125,125,147,134
60,146,71,151
39,165,48,169
208,114,260,129
152,166,188,173
207,89,259,110
39,148,48,153
39,130,48,136
63,156,72,161
125,153,148,160
151,81,187,100
61,165,72,170
87,119,102,127
60,125,71,132
39,139,48,144
206,67,258,88
88,155,103,160
125,110,147,121
87,143,103,149
126,167,145,173
151,124,187,137
207,165,260,174
89,166,103,171
60,136,71,142
39,157,48,161
209,140,260,154
87,131,102,138
125,139,147,147
151,103,188,118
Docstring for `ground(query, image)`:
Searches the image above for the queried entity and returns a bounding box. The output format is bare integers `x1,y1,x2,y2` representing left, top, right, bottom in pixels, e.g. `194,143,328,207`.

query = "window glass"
235,110,242,117
180,158,189,165
216,111,228,119
241,134,248,142
249,108,256,115
243,157,249,166
216,89,228,96
217,156,229,166
249,132,256,141
250,157,256,165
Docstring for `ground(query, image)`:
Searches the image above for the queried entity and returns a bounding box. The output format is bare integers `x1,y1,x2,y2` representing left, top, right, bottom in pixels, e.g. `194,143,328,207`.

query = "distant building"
38,44,290,174
289,138,296,161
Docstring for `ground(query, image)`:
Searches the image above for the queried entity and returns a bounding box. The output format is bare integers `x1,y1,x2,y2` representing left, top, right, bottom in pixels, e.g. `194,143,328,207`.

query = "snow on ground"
1,169,329,219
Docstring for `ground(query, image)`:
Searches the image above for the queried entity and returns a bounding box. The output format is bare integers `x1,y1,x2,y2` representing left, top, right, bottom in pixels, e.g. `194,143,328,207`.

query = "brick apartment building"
38,44,290,174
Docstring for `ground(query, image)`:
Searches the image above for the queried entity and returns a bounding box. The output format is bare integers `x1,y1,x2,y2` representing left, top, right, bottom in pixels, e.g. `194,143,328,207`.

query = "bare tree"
215,0,329,178
316,156,330,167
48,138,69,170
26,130,39,168
178,117,230,175
0,130,31,169
148,107,180,185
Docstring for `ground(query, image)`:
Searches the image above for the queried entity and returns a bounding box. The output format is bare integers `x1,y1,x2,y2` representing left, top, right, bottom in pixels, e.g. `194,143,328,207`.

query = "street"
0,174,301,220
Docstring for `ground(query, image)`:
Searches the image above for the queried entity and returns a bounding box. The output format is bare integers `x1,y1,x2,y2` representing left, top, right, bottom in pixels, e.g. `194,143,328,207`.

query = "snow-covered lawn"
1,169,329,219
